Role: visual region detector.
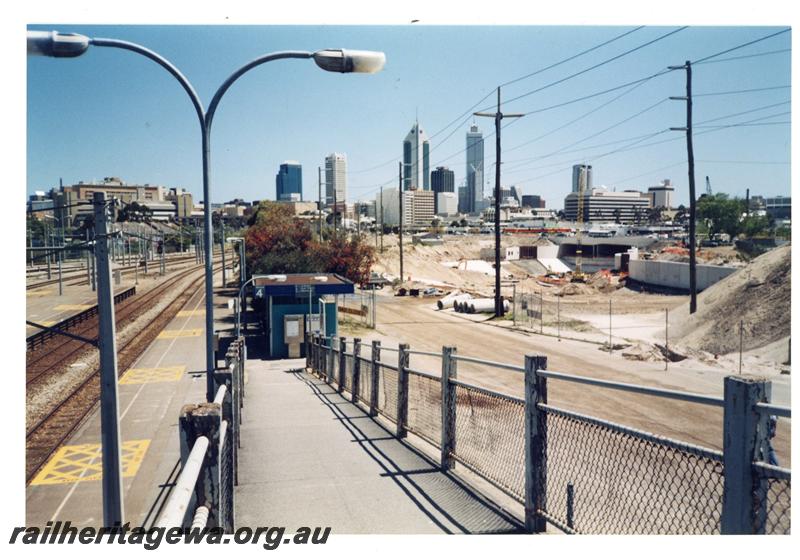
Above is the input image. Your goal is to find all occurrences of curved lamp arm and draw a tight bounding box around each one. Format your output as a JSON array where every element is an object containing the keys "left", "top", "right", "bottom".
[
  {"left": 206, "top": 51, "right": 313, "bottom": 130},
  {"left": 90, "top": 37, "right": 206, "bottom": 130}
]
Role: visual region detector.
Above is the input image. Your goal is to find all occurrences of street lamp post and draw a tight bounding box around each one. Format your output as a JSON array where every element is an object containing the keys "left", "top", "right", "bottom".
[
  {"left": 29, "top": 29, "right": 385, "bottom": 524},
  {"left": 30, "top": 30, "right": 385, "bottom": 403}
]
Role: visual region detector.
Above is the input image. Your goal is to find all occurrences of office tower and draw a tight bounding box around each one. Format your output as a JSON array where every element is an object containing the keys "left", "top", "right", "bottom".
[
  {"left": 466, "top": 123, "right": 484, "bottom": 213},
  {"left": 431, "top": 166, "right": 455, "bottom": 213},
  {"left": 572, "top": 164, "right": 593, "bottom": 193},
  {"left": 325, "top": 153, "right": 347, "bottom": 208},
  {"left": 402, "top": 121, "right": 430, "bottom": 190},
  {"left": 276, "top": 161, "right": 303, "bottom": 201}
]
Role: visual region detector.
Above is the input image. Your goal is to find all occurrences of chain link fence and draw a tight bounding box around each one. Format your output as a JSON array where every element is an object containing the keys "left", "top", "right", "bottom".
[
  {"left": 306, "top": 336, "right": 790, "bottom": 535},
  {"left": 539, "top": 405, "right": 724, "bottom": 534},
  {"left": 405, "top": 371, "right": 442, "bottom": 447},
  {"left": 451, "top": 383, "right": 526, "bottom": 501},
  {"left": 344, "top": 353, "right": 355, "bottom": 392},
  {"left": 378, "top": 363, "right": 399, "bottom": 422},
  {"left": 753, "top": 462, "right": 792, "bottom": 534},
  {"left": 358, "top": 356, "right": 372, "bottom": 405},
  {"left": 219, "top": 422, "right": 234, "bottom": 531}
]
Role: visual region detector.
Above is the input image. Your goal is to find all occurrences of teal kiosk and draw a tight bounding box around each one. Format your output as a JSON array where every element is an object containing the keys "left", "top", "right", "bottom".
[{"left": 253, "top": 273, "right": 354, "bottom": 359}]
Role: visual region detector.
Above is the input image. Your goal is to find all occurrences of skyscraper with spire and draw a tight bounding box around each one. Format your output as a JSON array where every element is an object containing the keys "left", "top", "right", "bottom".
[
  {"left": 402, "top": 120, "right": 430, "bottom": 191},
  {"left": 465, "top": 123, "right": 484, "bottom": 213}
]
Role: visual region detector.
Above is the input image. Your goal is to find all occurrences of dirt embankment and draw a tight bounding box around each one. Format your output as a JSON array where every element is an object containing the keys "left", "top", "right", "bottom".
[{"left": 668, "top": 244, "right": 790, "bottom": 356}]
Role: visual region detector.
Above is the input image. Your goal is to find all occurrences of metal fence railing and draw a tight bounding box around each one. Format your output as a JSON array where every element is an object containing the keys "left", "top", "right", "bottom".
[
  {"left": 156, "top": 336, "right": 245, "bottom": 531},
  {"left": 307, "top": 333, "right": 791, "bottom": 535}
]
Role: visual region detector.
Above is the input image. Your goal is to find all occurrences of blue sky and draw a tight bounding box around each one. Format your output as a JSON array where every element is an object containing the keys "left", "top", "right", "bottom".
[{"left": 27, "top": 24, "right": 791, "bottom": 208}]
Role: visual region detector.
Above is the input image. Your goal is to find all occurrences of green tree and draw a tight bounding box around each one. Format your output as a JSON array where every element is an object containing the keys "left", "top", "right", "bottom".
[
  {"left": 739, "top": 214, "right": 771, "bottom": 238},
  {"left": 117, "top": 201, "right": 153, "bottom": 223},
  {"left": 696, "top": 193, "right": 745, "bottom": 239},
  {"left": 245, "top": 201, "right": 375, "bottom": 284},
  {"left": 648, "top": 206, "right": 664, "bottom": 225}
]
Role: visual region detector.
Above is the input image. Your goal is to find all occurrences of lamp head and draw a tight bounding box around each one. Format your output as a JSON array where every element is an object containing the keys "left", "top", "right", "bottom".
[
  {"left": 27, "top": 31, "right": 90, "bottom": 58},
  {"left": 313, "top": 49, "right": 386, "bottom": 74}
]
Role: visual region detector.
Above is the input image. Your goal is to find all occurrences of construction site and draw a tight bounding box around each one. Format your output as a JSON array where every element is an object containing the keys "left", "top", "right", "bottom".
[{"left": 348, "top": 234, "right": 791, "bottom": 466}]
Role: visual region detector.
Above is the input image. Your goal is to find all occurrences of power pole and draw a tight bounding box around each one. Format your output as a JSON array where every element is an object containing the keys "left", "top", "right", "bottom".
[
  {"left": 475, "top": 86, "right": 523, "bottom": 317},
  {"left": 318, "top": 166, "right": 323, "bottom": 242},
  {"left": 333, "top": 185, "right": 338, "bottom": 238},
  {"left": 669, "top": 60, "right": 697, "bottom": 314},
  {"left": 380, "top": 186, "right": 384, "bottom": 253},
  {"left": 220, "top": 219, "right": 226, "bottom": 287},
  {"left": 398, "top": 161, "right": 404, "bottom": 283},
  {"left": 92, "top": 192, "right": 124, "bottom": 527}
]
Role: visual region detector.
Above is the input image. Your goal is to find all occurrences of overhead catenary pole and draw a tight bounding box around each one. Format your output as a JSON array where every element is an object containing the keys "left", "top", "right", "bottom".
[
  {"left": 474, "top": 87, "right": 523, "bottom": 317},
  {"left": 318, "top": 166, "right": 323, "bottom": 242},
  {"left": 380, "top": 186, "right": 384, "bottom": 253},
  {"left": 333, "top": 182, "right": 338, "bottom": 238},
  {"left": 92, "top": 192, "right": 124, "bottom": 527},
  {"left": 669, "top": 60, "right": 698, "bottom": 314},
  {"left": 220, "top": 219, "right": 226, "bottom": 287},
  {"left": 398, "top": 162, "right": 404, "bottom": 283}
]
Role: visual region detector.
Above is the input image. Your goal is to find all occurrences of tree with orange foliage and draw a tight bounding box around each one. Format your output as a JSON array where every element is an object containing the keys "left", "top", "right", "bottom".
[{"left": 245, "top": 201, "right": 375, "bottom": 284}]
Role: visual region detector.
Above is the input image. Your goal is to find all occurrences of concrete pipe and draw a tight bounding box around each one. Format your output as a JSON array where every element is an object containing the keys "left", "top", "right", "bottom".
[
  {"left": 468, "top": 298, "right": 509, "bottom": 314},
  {"left": 436, "top": 291, "right": 462, "bottom": 310},
  {"left": 453, "top": 294, "right": 473, "bottom": 313}
]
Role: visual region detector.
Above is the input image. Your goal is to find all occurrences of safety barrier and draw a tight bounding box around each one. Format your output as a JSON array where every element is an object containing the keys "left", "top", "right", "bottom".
[
  {"left": 307, "top": 334, "right": 791, "bottom": 535},
  {"left": 156, "top": 336, "right": 245, "bottom": 531},
  {"left": 26, "top": 286, "right": 136, "bottom": 351}
]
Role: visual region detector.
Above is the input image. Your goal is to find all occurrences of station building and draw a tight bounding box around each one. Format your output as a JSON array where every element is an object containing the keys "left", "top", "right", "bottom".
[{"left": 253, "top": 273, "right": 354, "bottom": 360}]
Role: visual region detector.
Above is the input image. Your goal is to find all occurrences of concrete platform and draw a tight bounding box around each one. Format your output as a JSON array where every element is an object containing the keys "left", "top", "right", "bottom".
[
  {"left": 236, "top": 359, "right": 523, "bottom": 534},
  {"left": 26, "top": 271, "right": 236, "bottom": 527},
  {"left": 25, "top": 252, "right": 205, "bottom": 337}
]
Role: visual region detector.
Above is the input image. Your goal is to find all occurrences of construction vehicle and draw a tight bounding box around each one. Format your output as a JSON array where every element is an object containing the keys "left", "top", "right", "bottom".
[{"left": 571, "top": 165, "right": 588, "bottom": 283}]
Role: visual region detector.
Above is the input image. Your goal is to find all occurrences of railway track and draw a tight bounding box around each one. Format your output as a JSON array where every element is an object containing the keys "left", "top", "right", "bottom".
[
  {"left": 26, "top": 260, "right": 214, "bottom": 386},
  {"left": 26, "top": 263, "right": 221, "bottom": 484},
  {"left": 26, "top": 253, "right": 212, "bottom": 290}
]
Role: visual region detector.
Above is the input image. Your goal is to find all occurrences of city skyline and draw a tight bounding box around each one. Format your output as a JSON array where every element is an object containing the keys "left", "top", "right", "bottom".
[{"left": 27, "top": 25, "right": 791, "bottom": 207}]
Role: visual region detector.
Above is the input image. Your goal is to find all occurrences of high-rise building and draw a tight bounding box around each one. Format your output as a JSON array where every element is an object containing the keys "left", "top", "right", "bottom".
[
  {"left": 403, "top": 121, "right": 430, "bottom": 190},
  {"left": 436, "top": 192, "right": 458, "bottom": 216},
  {"left": 521, "top": 194, "right": 545, "bottom": 208},
  {"left": 647, "top": 179, "right": 675, "bottom": 209},
  {"left": 276, "top": 161, "right": 303, "bottom": 201},
  {"left": 431, "top": 166, "right": 455, "bottom": 213},
  {"left": 325, "top": 153, "right": 347, "bottom": 208},
  {"left": 379, "top": 187, "right": 435, "bottom": 228},
  {"left": 466, "top": 124, "right": 485, "bottom": 213},
  {"left": 509, "top": 185, "right": 523, "bottom": 206},
  {"left": 572, "top": 164, "right": 593, "bottom": 193},
  {"left": 564, "top": 187, "right": 650, "bottom": 223}
]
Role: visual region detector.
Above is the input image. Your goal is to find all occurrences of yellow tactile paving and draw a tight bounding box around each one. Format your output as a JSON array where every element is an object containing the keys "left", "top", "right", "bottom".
[
  {"left": 30, "top": 440, "right": 150, "bottom": 486},
  {"left": 157, "top": 328, "right": 203, "bottom": 339},
  {"left": 53, "top": 304, "right": 93, "bottom": 312},
  {"left": 176, "top": 310, "right": 205, "bottom": 317},
  {"left": 26, "top": 289, "right": 53, "bottom": 297},
  {"left": 119, "top": 365, "right": 186, "bottom": 385}
]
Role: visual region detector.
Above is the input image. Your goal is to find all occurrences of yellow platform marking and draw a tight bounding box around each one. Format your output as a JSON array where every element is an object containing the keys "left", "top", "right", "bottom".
[
  {"left": 119, "top": 365, "right": 185, "bottom": 385},
  {"left": 27, "top": 289, "right": 53, "bottom": 297},
  {"left": 30, "top": 440, "right": 150, "bottom": 486},
  {"left": 157, "top": 328, "right": 203, "bottom": 339},
  {"left": 176, "top": 310, "right": 205, "bottom": 317},
  {"left": 54, "top": 304, "right": 93, "bottom": 312}
]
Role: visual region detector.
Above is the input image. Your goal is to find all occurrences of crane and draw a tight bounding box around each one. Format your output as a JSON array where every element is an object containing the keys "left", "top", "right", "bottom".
[
  {"left": 705, "top": 175, "right": 712, "bottom": 196},
  {"left": 572, "top": 166, "right": 587, "bottom": 282}
]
